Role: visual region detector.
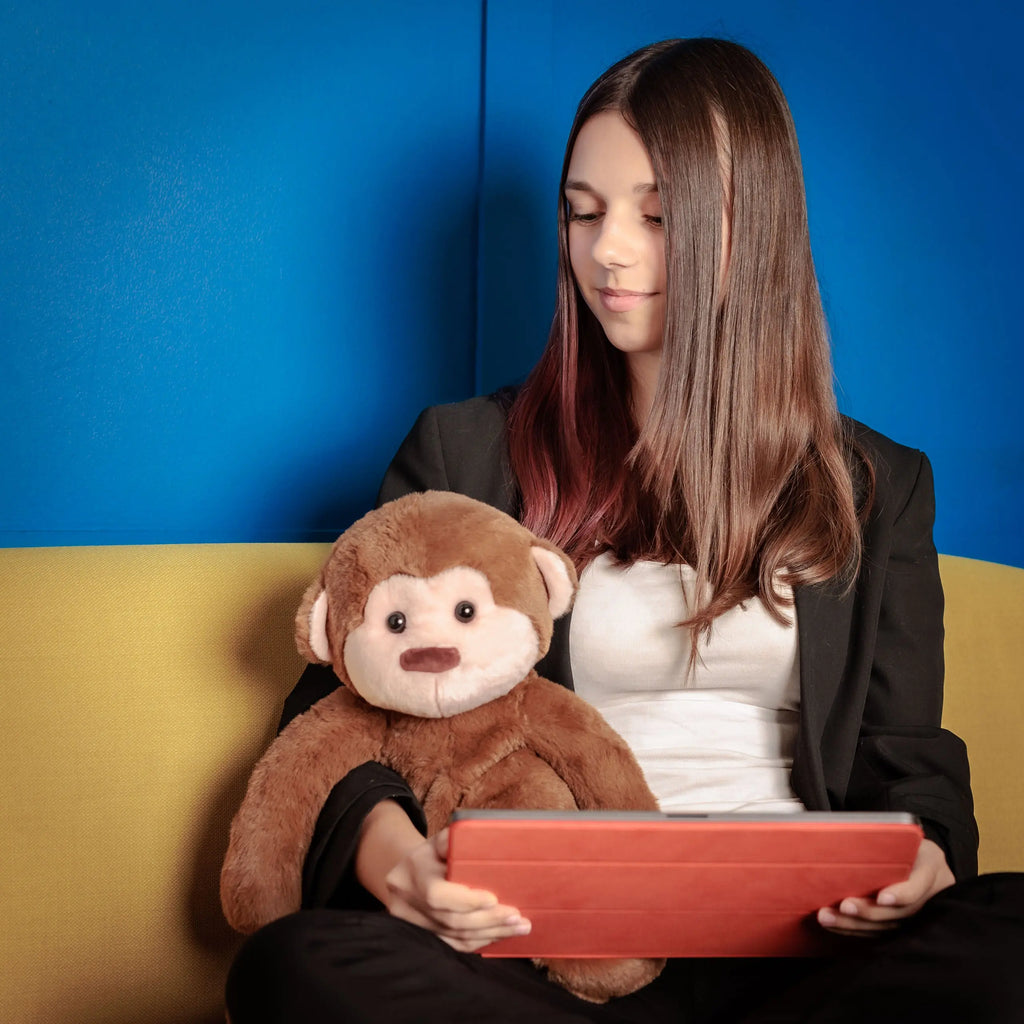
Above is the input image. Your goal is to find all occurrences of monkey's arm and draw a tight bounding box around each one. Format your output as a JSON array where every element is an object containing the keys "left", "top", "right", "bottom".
[
  {"left": 220, "top": 687, "right": 388, "bottom": 933},
  {"left": 517, "top": 676, "right": 659, "bottom": 812}
]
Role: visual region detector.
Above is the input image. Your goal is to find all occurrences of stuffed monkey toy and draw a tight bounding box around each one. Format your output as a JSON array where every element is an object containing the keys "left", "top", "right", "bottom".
[{"left": 221, "top": 490, "right": 663, "bottom": 1002}]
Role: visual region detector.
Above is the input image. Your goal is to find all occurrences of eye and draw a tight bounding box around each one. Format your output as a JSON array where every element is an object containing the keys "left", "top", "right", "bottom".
[
  {"left": 454, "top": 601, "right": 475, "bottom": 623},
  {"left": 645, "top": 214, "right": 663, "bottom": 227},
  {"left": 568, "top": 209, "right": 601, "bottom": 224},
  {"left": 386, "top": 612, "right": 406, "bottom": 634}
]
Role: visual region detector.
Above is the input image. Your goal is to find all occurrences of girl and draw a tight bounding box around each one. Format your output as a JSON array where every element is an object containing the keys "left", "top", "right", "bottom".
[{"left": 227, "top": 39, "right": 1020, "bottom": 1023}]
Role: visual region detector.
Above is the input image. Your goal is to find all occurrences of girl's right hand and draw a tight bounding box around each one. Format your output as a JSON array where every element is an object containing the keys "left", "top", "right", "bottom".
[
  {"left": 384, "top": 828, "right": 532, "bottom": 952},
  {"left": 355, "top": 800, "right": 531, "bottom": 953}
]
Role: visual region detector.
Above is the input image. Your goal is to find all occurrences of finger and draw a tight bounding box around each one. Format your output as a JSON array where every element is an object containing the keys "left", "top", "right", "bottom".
[
  {"left": 386, "top": 869, "right": 499, "bottom": 915},
  {"left": 876, "top": 871, "right": 932, "bottom": 909},
  {"left": 394, "top": 901, "right": 531, "bottom": 946},
  {"left": 876, "top": 838, "right": 953, "bottom": 909},
  {"left": 817, "top": 907, "right": 898, "bottom": 934},
  {"left": 435, "top": 917, "right": 533, "bottom": 954},
  {"left": 834, "top": 894, "right": 924, "bottom": 923},
  {"left": 397, "top": 902, "right": 531, "bottom": 943},
  {"left": 421, "top": 877, "right": 504, "bottom": 915},
  {"left": 432, "top": 828, "right": 450, "bottom": 860},
  {"left": 437, "top": 911, "right": 533, "bottom": 942},
  {"left": 821, "top": 920, "right": 898, "bottom": 936},
  {"left": 432, "top": 904, "right": 530, "bottom": 933}
]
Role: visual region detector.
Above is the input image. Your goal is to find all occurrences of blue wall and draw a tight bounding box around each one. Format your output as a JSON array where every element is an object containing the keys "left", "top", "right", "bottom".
[
  {"left": 2, "top": 1, "right": 1021, "bottom": 566},
  {"left": 1, "top": 0, "right": 482, "bottom": 543}
]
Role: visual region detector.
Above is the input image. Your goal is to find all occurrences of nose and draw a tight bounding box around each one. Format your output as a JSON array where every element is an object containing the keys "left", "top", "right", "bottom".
[
  {"left": 400, "top": 646, "right": 461, "bottom": 673},
  {"left": 593, "top": 213, "right": 638, "bottom": 269}
]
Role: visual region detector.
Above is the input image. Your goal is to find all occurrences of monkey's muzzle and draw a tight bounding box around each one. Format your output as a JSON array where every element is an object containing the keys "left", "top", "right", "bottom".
[{"left": 399, "top": 646, "right": 461, "bottom": 673}]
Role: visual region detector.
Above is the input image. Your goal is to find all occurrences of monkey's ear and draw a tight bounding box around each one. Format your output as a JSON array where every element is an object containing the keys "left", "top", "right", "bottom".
[
  {"left": 295, "top": 582, "right": 332, "bottom": 664},
  {"left": 530, "top": 545, "right": 577, "bottom": 619}
]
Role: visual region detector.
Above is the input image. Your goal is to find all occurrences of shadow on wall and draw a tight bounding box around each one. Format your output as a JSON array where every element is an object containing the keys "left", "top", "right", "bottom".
[
  {"left": 258, "top": 132, "right": 487, "bottom": 541},
  {"left": 186, "top": 589, "right": 306, "bottom": 954},
  {"left": 187, "top": 579, "right": 320, "bottom": 966},
  {"left": 477, "top": 168, "right": 558, "bottom": 396}
]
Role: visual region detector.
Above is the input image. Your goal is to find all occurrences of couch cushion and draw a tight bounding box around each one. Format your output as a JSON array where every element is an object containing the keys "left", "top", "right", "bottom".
[
  {"left": 939, "top": 554, "right": 1024, "bottom": 874},
  {"left": 1, "top": 543, "right": 328, "bottom": 1024}
]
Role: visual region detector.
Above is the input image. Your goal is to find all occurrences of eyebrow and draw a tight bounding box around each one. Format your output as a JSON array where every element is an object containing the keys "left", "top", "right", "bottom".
[{"left": 564, "top": 179, "right": 659, "bottom": 196}]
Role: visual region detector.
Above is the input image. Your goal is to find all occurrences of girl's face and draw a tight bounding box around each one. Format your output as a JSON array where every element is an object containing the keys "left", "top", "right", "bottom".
[{"left": 565, "top": 111, "right": 667, "bottom": 360}]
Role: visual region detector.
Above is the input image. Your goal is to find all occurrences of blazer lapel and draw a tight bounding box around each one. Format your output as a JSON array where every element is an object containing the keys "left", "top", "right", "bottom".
[
  {"left": 537, "top": 612, "right": 575, "bottom": 691},
  {"left": 792, "top": 581, "right": 854, "bottom": 809}
]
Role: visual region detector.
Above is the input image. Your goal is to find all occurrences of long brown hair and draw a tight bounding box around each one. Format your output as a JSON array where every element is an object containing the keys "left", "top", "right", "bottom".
[{"left": 507, "top": 38, "right": 872, "bottom": 645}]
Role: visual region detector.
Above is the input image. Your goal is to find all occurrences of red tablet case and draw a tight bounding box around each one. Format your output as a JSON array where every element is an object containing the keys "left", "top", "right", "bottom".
[{"left": 446, "top": 810, "right": 922, "bottom": 958}]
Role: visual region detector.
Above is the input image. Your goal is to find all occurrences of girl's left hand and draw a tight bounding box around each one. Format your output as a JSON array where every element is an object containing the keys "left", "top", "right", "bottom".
[{"left": 816, "top": 837, "right": 955, "bottom": 935}]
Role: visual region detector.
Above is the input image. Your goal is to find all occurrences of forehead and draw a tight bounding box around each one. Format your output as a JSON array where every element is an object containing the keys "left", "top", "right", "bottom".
[
  {"left": 566, "top": 110, "right": 656, "bottom": 190},
  {"left": 364, "top": 567, "right": 495, "bottom": 610}
]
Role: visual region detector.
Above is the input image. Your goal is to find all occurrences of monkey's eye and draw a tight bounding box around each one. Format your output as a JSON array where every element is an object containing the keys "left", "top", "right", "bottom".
[
  {"left": 454, "top": 601, "right": 475, "bottom": 623},
  {"left": 386, "top": 612, "right": 406, "bottom": 634}
]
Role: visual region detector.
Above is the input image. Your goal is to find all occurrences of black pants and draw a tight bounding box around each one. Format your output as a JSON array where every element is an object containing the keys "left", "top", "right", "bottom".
[{"left": 226, "top": 873, "right": 1024, "bottom": 1024}]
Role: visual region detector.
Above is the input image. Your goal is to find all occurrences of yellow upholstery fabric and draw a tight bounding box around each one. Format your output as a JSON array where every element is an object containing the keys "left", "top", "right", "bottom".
[
  {"left": 938, "top": 555, "right": 1024, "bottom": 873},
  {"left": 0, "top": 545, "right": 1021, "bottom": 1023},
  {"left": 1, "top": 543, "right": 329, "bottom": 1024}
]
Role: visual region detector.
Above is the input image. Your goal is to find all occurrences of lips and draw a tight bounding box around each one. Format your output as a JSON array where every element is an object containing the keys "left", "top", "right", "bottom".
[{"left": 598, "top": 288, "right": 655, "bottom": 313}]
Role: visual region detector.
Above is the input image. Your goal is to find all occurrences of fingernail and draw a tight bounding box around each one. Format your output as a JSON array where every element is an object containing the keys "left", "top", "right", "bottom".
[
  {"left": 818, "top": 908, "right": 837, "bottom": 926},
  {"left": 514, "top": 920, "right": 532, "bottom": 935},
  {"left": 840, "top": 899, "right": 859, "bottom": 916},
  {"left": 877, "top": 891, "right": 897, "bottom": 906}
]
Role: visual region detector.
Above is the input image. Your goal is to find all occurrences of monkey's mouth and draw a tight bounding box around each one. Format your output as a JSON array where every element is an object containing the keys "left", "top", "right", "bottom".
[{"left": 399, "top": 646, "right": 461, "bottom": 673}]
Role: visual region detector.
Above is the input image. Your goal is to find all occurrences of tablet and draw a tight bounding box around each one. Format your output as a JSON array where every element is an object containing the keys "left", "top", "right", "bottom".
[{"left": 446, "top": 810, "right": 922, "bottom": 957}]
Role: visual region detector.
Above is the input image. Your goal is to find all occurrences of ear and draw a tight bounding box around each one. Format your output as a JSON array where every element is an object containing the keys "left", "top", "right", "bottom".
[
  {"left": 530, "top": 545, "right": 577, "bottom": 619},
  {"left": 295, "top": 583, "right": 332, "bottom": 664}
]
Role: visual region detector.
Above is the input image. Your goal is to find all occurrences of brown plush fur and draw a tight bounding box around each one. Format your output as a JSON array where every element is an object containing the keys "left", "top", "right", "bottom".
[{"left": 221, "top": 492, "right": 663, "bottom": 1002}]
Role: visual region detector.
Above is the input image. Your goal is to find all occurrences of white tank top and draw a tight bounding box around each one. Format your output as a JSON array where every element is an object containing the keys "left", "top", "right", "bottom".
[{"left": 569, "top": 552, "right": 805, "bottom": 814}]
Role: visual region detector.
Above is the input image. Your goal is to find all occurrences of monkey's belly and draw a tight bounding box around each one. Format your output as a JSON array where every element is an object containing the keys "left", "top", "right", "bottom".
[{"left": 459, "top": 747, "right": 578, "bottom": 812}]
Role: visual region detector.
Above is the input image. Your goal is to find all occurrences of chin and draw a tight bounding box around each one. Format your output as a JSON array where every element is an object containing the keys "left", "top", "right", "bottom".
[
  {"left": 586, "top": 310, "right": 663, "bottom": 357},
  {"left": 601, "top": 329, "right": 663, "bottom": 356}
]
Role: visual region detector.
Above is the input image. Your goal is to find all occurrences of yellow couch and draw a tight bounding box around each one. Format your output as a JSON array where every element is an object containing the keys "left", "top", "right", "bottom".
[{"left": 2, "top": 545, "right": 1021, "bottom": 1024}]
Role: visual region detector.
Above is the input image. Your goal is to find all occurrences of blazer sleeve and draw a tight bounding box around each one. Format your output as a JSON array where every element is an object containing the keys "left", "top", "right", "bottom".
[{"left": 845, "top": 451, "right": 979, "bottom": 879}]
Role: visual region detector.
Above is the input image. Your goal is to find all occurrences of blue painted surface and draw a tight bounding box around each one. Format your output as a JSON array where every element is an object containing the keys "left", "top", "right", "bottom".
[
  {"left": 2, "top": 0, "right": 1021, "bottom": 566},
  {"left": 1, "top": 0, "right": 482, "bottom": 544}
]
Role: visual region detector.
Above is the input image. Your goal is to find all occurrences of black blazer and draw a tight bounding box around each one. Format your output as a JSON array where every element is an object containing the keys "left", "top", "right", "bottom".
[{"left": 286, "top": 394, "right": 978, "bottom": 896}]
